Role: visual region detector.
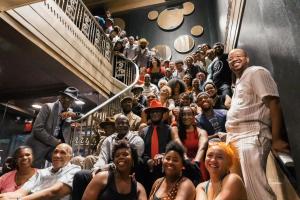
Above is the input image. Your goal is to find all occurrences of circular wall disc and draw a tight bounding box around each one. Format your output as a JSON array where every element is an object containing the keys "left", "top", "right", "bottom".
[
  {"left": 182, "top": 2, "right": 195, "bottom": 15},
  {"left": 148, "top": 10, "right": 159, "bottom": 20},
  {"left": 157, "top": 8, "right": 184, "bottom": 30},
  {"left": 114, "top": 18, "right": 125, "bottom": 30},
  {"left": 174, "top": 35, "right": 195, "bottom": 53},
  {"left": 191, "top": 25, "right": 204, "bottom": 36},
  {"left": 153, "top": 45, "right": 172, "bottom": 60}
]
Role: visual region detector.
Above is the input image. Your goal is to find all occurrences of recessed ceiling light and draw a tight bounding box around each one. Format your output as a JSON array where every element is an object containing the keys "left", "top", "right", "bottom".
[{"left": 32, "top": 104, "right": 42, "bottom": 109}]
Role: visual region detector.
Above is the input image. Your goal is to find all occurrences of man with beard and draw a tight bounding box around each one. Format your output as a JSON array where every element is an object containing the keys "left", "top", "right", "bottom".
[
  {"left": 207, "top": 42, "right": 232, "bottom": 96},
  {"left": 139, "top": 100, "right": 173, "bottom": 194},
  {"left": 226, "top": 48, "right": 289, "bottom": 200},
  {"left": 195, "top": 92, "right": 227, "bottom": 136},
  {"left": 133, "top": 38, "right": 151, "bottom": 69},
  {"left": 114, "top": 96, "right": 141, "bottom": 131},
  {"left": 185, "top": 55, "right": 205, "bottom": 80}
]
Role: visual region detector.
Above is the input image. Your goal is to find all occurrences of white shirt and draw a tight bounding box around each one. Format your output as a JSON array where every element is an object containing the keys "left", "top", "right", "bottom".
[{"left": 22, "top": 163, "right": 81, "bottom": 200}]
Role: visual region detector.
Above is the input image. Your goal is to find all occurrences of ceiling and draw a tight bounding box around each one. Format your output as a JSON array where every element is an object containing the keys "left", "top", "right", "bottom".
[
  {"left": 0, "top": 18, "right": 103, "bottom": 117},
  {"left": 84, "top": 0, "right": 183, "bottom": 14}
]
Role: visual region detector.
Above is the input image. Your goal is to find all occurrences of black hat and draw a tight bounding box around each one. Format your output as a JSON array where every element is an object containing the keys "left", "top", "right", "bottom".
[{"left": 60, "top": 87, "right": 79, "bottom": 101}]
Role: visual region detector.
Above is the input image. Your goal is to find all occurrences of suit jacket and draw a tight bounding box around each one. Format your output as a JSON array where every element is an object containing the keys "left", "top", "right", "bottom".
[
  {"left": 141, "top": 122, "right": 172, "bottom": 162},
  {"left": 26, "top": 100, "right": 72, "bottom": 164}
]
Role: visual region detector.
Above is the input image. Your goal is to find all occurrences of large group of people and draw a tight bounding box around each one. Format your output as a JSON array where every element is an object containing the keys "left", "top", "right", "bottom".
[{"left": 0, "top": 12, "right": 290, "bottom": 200}]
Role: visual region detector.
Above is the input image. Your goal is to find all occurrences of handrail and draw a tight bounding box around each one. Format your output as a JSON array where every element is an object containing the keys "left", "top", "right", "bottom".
[
  {"left": 76, "top": 56, "right": 139, "bottom": 121},
  {"left": 71, "top": 54, "right": 140, "bottom": 156},
  {"left": 50, "top": 0, "right": 113, "bottom": 62}
]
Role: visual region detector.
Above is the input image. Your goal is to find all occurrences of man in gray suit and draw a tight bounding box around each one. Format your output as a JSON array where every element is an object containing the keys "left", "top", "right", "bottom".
[{"left": 26, "top": 87, "right": 80, "bottom": 168}]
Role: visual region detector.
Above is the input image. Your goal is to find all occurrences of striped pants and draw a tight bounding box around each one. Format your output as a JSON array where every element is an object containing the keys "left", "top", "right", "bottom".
[{"left": 230, "top": 135, "right": 276, "bottom": 200}]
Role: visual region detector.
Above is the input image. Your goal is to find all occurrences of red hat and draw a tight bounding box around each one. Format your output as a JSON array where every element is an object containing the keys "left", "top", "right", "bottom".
[{"left": 144, "top": 100, "right": 169, "bottom": 114}]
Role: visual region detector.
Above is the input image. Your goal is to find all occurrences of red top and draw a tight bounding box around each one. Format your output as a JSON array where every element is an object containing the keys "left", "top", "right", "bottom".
[{"left": 183, "top": 130, "right": 199, "bottom": 159}]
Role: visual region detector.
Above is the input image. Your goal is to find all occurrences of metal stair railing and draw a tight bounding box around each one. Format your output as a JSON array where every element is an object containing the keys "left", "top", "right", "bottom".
[
  {"left": 48, "top": 0, "right": 113, "bottom": 62},
  {"left": 70, "top": 55, "right": 139, "bottom": 156}
]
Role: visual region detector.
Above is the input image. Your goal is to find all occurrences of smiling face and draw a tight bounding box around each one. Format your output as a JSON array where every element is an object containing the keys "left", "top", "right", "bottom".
[
  {"left": 113, "top": 147, "right": 133, "bottom": 172},
  {"left": 228, "top": 49, "right": 249, "bottom": 77},
  {"left": 181, "top": 107, "right": 194, "bottom": 126},
  {"left": 205, "top": 145, "right": 230, "bottom": 176},
  {"left": 17, "top": 148, "right": 33, "bottom": 169},
  {"left": 197, "top": 93, "right": 214, "bottom": 111},
  {"left": 163, "top": 150, "right": 184, "bottom": 177},
  {"left": 52, "top": 144, "right": 72, "bottom": 171},
  {"left": 204, "top": 83, "right": 217, "bottom": 98}
]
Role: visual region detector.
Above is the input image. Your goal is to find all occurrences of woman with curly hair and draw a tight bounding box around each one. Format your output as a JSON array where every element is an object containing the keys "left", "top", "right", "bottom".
[
  {"left": 149, "top": 141, "right": 196, "bottom": 200},
  {"left": 167, "top": 78, "right": 186, "bottom": 107},
  {"left": 82, "top": 139, "right": 147, "bottom": 200},
  {"left": 147, "top": 56, "right": 165, "bottom": 86}
]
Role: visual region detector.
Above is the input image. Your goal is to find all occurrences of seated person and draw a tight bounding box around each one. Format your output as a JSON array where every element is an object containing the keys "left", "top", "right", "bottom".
[
  {"left": 82, "top": 139, "right": 147, "bottom": 200},
  {"left": 172, "top": 106, "right": 209, "bottom": 183},
  {"left": 0, "top": 146, "right": 36, "bottom": 193},
  {"left": 204, "top": 82, "right": 231, "bottom": 110},
  {"left": 0, "top": 143, "right": 81, "bottom": 200},
  {"left": 195, "top": 141, "right": 247, "bottom": 200},
  {"left": 149, "top": 141, "right": 195, "bottom": 200},
  {"left": 195, "top": 92, "right": 227, "bottom": 136},
  {"left": 139, "top": 100, "right": 174, "bottom": 194},
  {"left": 70, "top": 117, "right": 116, "bottom": 170},
  {"left": 72, "top": 115, "right": 144, "bottom": 200}
]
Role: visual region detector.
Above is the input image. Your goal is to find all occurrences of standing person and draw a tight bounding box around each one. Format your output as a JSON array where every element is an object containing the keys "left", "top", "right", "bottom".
[
  {"left": 226, "top": 48, "right": 289, "bottom": 200},
  {"left": 26, "top": 87, "right": 80, "bottom": 168},
  {"left": 114, "top": 96, "right": 141, "bottom": 132},
  {"left": 207, "top": 42, "right": 232, "bottom": 96},
  {"left": 146, "top": 56, "right": 165, "bottom": 86},
  {"left": 124, "top": 36, "right": 138, "bottom": 60},
  {"left": 142, "top": 74, "right": 159, "bottom": 97},
  {"left": 134, "top": 38, "right": 151, "bottom": 69},
  {"left": 82, "top": 139, "right": 147, "bottom": 200}
]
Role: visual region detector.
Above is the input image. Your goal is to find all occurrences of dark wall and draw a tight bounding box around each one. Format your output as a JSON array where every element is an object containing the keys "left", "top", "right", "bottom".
[
  {"left": 114, "top": 0, "right": 219, "bottom": 61},
  {"left": 235, "top": 0, "right": 300, "bottom": 191}
]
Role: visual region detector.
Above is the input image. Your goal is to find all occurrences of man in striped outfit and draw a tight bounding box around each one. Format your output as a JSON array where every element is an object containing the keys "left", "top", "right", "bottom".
[{"left": 226, "top": 48, "right": 289, "bottom": 200}]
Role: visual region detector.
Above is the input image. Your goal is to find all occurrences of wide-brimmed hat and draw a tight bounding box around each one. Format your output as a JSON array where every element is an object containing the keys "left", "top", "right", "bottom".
[
  {"left": 99, "top": 117, "right": 115, "bottom": 128},
  {"left": 144, "top": 99, "right": 169, "bottom": 114},
  {"left": 131, "top": 85, "right": 144, "bottom": 92},
  {"left": 120, "top": 96, "right": 133, "bottom": 104},
  {"left": 59, "top": 87, "right": 79, "bottom": 101}
]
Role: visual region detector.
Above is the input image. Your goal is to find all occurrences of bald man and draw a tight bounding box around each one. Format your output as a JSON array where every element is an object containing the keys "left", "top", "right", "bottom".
[
  {"left": 0, "top": 144, "right": 81, "bottom": 200},
  {"left": 226, "top": 48, "right": 289, "bottom": 200}
]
